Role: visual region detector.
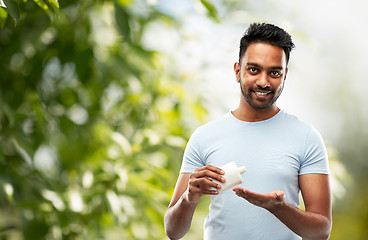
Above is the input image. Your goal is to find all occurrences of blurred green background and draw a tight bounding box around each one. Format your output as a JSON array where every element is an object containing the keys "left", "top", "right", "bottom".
[{"left": 0, "top": 0, "right": 367, "bottom": 239}]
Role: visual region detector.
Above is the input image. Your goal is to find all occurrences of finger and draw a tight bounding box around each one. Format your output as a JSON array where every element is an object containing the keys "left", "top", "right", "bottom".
[
  {"left": 233, "top": 188, "right": 254, "bottom": 197},
  {"left": 206, "top": 165, "right": 225, "bottom": 175},
  {"left": 234, "top": 189, "right": 267, "bottom": 203},
  {"left": 192, "top": 169, "right": 226, "bottom": 183},
  {"left": 232, "top": 186, "right": 244, "bottom": 192},
  {"left": 191, "top": 177, "right": 222, "bottom": 190},
  {"left": 205, "top": 177, "right": 224, "bottom": 187},
  {"left": 195, "top": 165, "right": 225, "bottom": 175},
  {"left": 202, "top": 189, "right": 220, "bottom": 195},
  {"left": 235, "top": 190, "right": 249, "bottom": 199},
  {"left": 275, "top": 191, "right": 286, "bottom": 202},
  {"left": 233, "top": 188, "right": 251, "bottom": 199},
  {"left": 202, "top": 177, "right": 223, "bottom": 190}
]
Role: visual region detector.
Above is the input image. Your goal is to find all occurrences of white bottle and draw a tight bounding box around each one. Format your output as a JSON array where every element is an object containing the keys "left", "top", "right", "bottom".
[{"left": 213, "top": 161, "right": 246, "bottom": 193}]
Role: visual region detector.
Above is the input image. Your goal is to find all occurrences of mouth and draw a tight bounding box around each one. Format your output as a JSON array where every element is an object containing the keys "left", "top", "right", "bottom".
[{"left": 253, "top": 91, "right": 272, "bottom": 97}]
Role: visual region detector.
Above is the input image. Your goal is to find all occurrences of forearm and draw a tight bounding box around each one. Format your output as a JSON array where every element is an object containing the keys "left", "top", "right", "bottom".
[
  {"left": 269, "top": 202, "right": 331, "bottom": 240},
  {"left": 164, "top": 191, "right": 198, "bottom": 240}
]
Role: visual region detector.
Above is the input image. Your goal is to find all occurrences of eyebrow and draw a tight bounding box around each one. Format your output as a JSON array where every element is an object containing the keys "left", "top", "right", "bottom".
[
  {"left": 245, "top": 62, "right": 284, "bottom": 70},
  {"left": 246, "top": 62, "right": 260, "bottom": 68}
]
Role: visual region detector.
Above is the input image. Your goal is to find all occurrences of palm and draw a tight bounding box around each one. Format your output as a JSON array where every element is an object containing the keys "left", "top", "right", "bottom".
[{"left": 233, "top": 187, "right": 285, "bottom": 211}]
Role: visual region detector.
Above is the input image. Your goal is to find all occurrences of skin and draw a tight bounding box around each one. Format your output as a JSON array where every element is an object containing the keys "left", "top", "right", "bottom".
[
  {"left": 233, "top": 42, "right": 287, "bottom": 122},
  {"left": 164, "top": 42, "right": 332, "bottom": 240},
  {"left": 164, "top": 166, "right": 225, "bottom": 240}
]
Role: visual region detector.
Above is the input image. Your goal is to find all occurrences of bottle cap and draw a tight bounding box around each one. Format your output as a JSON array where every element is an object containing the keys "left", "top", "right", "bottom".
[{"left": 238, "top": 166, "right": 246, "bottom": 174}]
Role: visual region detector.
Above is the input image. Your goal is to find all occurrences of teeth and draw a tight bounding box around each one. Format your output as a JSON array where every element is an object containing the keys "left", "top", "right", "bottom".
[{"left": 255, "top": 91, "right": 270, "bottom": 96}]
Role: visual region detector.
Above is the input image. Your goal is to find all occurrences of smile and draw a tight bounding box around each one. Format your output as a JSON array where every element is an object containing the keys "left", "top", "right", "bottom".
[{"left": 254, "top": 91, "right": 271, "bottom": 96}]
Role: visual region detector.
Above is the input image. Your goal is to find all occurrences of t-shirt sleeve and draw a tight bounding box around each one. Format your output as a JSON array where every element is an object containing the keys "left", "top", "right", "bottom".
[
  {"left": 180, "top": 129, "right": 206, "bottom": 173},
  {"left": 299, "top": 126, "right": 330, "bottom": 175}
]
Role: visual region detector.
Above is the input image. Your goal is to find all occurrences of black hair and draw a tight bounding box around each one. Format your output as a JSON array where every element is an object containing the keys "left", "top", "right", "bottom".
[{"left": 239, "top": 23, "right": 295, "bottom": 65}]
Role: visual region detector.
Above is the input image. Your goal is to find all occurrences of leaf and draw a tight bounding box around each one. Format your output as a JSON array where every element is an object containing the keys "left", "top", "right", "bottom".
[
  {"left": 42, "top": 0, "right": 59, "bottom": 12},
  {"left": 200, "top": 0, "right": 219, "bottom": 22},
  {"left": 114, "top": 0, "right": 131, "bottom": 43},
  {"left": 33, "top": 0, "right": 48, "bottom": 10},
  {"left": 48, "top": 0, "right": 59, "bottom": 8},
  {"left": 0, "top": 7, "right": 7, "bottom": 28},
  {"left": 2, "top": 0, "right": 20, "bottom": 26},
  {"left": 33, "top": 0, "right": 59, "bottom": 22}
]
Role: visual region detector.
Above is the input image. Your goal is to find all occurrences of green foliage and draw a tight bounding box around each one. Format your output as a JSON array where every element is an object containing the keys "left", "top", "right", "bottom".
[
  {"left": 4, "top": 0, "right": 366, "bottom": 239},
  {"left": 0, "top": 0, "right": 216, "bottom": 239},
  {"left": 1, "top": 0, "right": 21, "bottom": 26},
  {"left": 199, "top": 0, "right": 219, "bottom": 22},
  {"left": 328, "top": 100, "right": 368, "bottom": 239}
]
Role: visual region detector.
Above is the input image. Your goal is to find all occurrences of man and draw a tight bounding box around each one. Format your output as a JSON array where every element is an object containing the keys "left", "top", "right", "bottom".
[{"left": 164, "top": 23, "right": 332, "bottom": 240}]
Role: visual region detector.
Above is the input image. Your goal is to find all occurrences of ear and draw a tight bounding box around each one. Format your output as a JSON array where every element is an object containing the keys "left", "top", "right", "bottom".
[{"left": 234, "top": 62, "right": 240, "bottom": 83}]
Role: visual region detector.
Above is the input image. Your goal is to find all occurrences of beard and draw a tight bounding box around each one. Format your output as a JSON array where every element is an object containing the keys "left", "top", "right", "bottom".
[{"left": 239, "top": 79, "right": 284, "bottom": 110}]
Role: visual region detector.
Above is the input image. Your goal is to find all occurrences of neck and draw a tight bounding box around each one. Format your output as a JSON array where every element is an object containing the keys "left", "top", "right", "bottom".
[{"left": 232, "top": 103, "right": 280, "bottom": 122}]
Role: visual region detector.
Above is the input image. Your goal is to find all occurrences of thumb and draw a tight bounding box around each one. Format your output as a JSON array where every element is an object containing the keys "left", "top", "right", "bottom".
[{"left": 276, "top": 191, "right": 286, "bottom": 202}]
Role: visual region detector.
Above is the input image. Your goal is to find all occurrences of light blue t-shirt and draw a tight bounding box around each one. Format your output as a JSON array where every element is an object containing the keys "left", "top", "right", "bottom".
[{"left": 180, "top": 110, "right": 329, "bottom": 240}]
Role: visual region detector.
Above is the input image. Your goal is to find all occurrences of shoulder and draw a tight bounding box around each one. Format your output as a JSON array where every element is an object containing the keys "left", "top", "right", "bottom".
[
  {"left": 277, "top": 110, "right": 317, "bottom": 134},
  {"left": 280, "top": 112, "right": 327, "bottom": 153},
  {"left": 274, "top": 110, "right": 325, "bottom": 148}
]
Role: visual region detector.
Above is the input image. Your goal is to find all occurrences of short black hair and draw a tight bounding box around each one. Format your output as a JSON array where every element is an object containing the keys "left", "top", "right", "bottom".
[{"left": 239, "top": 23, "right": 295, "bottom": 65}]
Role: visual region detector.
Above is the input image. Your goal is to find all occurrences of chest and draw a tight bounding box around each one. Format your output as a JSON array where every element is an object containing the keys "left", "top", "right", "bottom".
[{"left": 202, "top": 130, "right": 303, "bottom": 192}]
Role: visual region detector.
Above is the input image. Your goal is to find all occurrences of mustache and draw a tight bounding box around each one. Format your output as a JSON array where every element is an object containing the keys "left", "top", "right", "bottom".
[{"left": 252, "top": 87, "right": 272, "bottom": 92}]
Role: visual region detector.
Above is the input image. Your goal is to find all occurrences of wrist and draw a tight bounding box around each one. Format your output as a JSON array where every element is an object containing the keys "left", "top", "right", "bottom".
[
  {"left": 267, "top": 201, "right": 286, "bottom": 215},
  {"left": 183, "top": 189, "right": 200, "bottom": 205}
]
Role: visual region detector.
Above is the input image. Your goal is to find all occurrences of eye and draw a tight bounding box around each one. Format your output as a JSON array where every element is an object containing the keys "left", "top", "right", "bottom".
[
  {"left": 247, "top": 67, "right": 258, "bottom": 74},
  {"left": 270, "top": 71, "right": 282, "bottom": 78}
]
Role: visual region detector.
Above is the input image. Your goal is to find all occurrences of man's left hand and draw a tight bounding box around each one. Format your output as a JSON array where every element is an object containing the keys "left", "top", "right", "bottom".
[{"left": 233, "top": 187, "right": 286, "bottom": 212}]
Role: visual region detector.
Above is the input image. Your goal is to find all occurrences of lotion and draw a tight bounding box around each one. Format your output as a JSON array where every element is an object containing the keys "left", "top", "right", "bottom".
[{"left": 214, "top": 161, "right": 246, "bottom": 193}]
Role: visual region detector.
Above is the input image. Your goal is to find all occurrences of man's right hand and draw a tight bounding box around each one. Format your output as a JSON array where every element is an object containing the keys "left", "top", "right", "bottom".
[
  {"left": 185, "top": 165, "right": 226, "bottom": 203},
  {"left": 165, "top": 165, "right": 225, "bottom": 239}
]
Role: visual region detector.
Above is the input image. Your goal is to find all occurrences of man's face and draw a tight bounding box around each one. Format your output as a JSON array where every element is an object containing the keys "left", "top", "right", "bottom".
[{"left": 234, "top": 42, "right": 288, "bottom": 110}]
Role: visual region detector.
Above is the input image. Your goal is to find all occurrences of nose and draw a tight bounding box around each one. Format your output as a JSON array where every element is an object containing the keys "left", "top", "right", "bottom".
[{"left": 256, "top": 72, "right": 270, "bottom": 88}]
